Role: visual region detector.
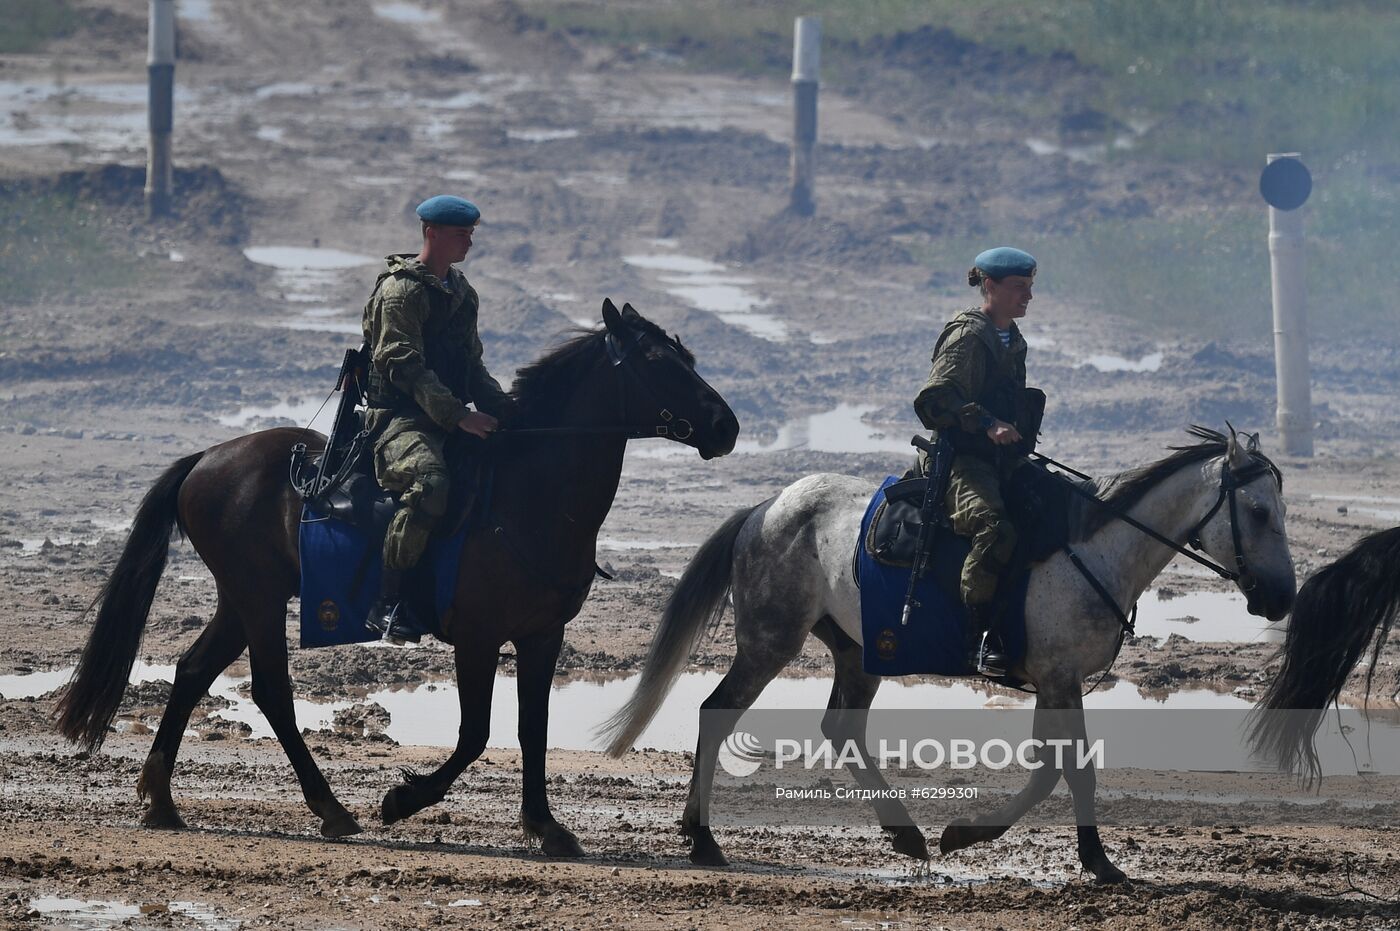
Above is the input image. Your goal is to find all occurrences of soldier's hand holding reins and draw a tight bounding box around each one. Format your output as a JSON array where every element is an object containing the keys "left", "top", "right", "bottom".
[
  {"left": 457, "top": 411, "right": 498, "bottom": 439},
  {"left": 987, "top": 421, "right": 1022, "bottom": 445}
]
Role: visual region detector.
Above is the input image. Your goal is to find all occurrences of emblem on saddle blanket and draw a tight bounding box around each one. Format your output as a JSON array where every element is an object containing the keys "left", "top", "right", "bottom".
[{"left": 855, "top": 476, "right": 1030, "bottom": 679}]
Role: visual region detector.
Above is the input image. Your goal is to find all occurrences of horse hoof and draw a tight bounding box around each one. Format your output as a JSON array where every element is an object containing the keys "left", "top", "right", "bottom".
[
  {"left": 938, "top": 819, "right": 975, "bottom": 855},
  {"left": 321, "top": 811, "right": 363, "bottom": 838},
  {"left": 1088, "top": 860, "right": 1127, "bottom": 884},
  {"left": 381, "top": 787, "right": 410, "bottom": 825},
  {"left": 887, "top": 825, "right": 930, "bottom": 861},
  {"left": 141, "top": 807, "right": 187, "bottom": 831},
  {"left": 540, "top": 829, "right": 585, "bottom": 859}
]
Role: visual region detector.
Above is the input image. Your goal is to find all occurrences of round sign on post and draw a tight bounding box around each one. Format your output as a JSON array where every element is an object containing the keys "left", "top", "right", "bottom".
[{"left": 1259, "top": 156, "right": 1311, "bottom": 211}]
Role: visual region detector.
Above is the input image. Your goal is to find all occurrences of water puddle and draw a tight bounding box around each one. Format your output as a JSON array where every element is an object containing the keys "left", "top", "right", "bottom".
[
  {"left": 178, "top": 0, "right": 216, "bottom": 22},
  {"left": 8, "top": 663, "right": 1396, "bottom": 775},
  {"left": 217, "top": 395, "right": 334, "bottom": 432},
  {"left": 1311, "top": 493, "right": 1400, "bottom": 523},
  {"left": 429, "top": 91, "right": 489, "bottom": 110},
  {"left": 1078, "top": 351, "right": 1163, "bottom": 373},
  {"left": 508, "top": 128, "right": 580, "bottom": 142},
  {"left": 0, "top": 81, "right": 199, "bottom": 152},
  {"left": 27, "top": 896, "right": 237, "bottom": 929},
  {"left": 243, "top": 245, "right": 378, "bottom": 304},
  {"left": 623, "top": 253, "right": 786, "bottom": 341},
  {"left": 444, "top": 168, "right": 485, "bottom": 183},
  {"left": 734, "top": 403, "right": 911, "bottom": 456},
  {"left": 372, "top": 2, "right": 442, "bottom": 24},
  {"left": 596, "top": 537, "right": 698, "bottom": 551},
  {"left": 1135, "top": 588, "right": 1284, "bottom": 643},
  {"left": 1024, "top": 134, "right": 1134, "bottom": 163},
  {"left": 276, "top": 318, "right": 362, "bottom": 335}
]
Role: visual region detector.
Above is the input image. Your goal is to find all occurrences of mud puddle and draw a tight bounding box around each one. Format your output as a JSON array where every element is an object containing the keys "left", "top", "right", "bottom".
[
  {"left": 1078, "top": 351, "right": 1164, "bottom": 373},
  {"left": 623, "top": 252, "right": 786, "bottom": 341},
  {"left": 1134, "top": 588, "right": 1284, "bottom": 643},
  {"left": 242, "top": 245, "right": 377, "bottom": 305},
  {"left": 731, "top": 403, "right": 911, "bottom": 455},
  {"left": 26, "top": 896, "right": 238, "bottom": 930}
]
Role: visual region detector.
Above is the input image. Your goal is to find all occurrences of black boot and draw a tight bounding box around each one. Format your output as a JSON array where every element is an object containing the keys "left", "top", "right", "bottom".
[
  {"left": 966, "top": 605, "right": 1007, "bottom": 678},
  {"left": 365, "top": 568, "right": 420, "bottom": 645}
]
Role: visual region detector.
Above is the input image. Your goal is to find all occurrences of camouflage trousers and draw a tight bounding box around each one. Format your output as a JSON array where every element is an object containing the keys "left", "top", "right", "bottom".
[
  {"left": 945, "top": 456, "right": 1019, "bottom": 608},
  {"left": 373, "top": 424, "right": 451, "bottom": 572}
]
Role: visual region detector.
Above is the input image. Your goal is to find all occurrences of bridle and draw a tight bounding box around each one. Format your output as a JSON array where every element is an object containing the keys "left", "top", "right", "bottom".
[
  {"left": 1024, "top": 447, "right": 1281, "bottom": 695},
  {"left": 1034, "top": 449, "right": 1279, "bottom": 590},
  {"left": 1183, "top": 456, "right": 1278, "bottom": 593},
  {"left": 496, "top": 325, "right": 700, "bottom": 442}
]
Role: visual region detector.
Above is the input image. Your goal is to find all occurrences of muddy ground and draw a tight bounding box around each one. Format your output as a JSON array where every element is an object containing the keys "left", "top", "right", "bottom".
[{"left": 1, "top": 0, "right": 1398, "bottom": 928}]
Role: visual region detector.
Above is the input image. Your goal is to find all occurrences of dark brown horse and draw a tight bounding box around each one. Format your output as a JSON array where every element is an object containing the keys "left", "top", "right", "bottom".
[{"left": 56, "top": 299, "right": 739, "bottom": 855}]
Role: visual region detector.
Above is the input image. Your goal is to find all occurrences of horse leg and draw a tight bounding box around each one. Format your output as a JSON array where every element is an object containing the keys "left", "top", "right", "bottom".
[
  {"left": 138, "top": 603, "right": 247, "bottom": 829},
  {"left": 515, "top": 628, "right": 584, "bottom": 858},
  {"left": 811, "top": 618, "right": 928, "bottom": 861},
  {"left": 243, "top": 610, "right": 361, "bottom": 838},
  {"left": 381, "top": 641, "right": 498, "bottom": 825},
  {"left": 1056, "top": 695, "right": 1126, "bottom": 883},
  {"left": 938, "top": 692, "right": 1065, "bottom": 855},
  {"left": 682, "top": 616, "right": 808, "bottom": 867}
]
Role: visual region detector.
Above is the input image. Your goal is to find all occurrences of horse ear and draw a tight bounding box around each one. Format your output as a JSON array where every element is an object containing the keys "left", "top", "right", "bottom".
[
  {"left": 621, "top": 302, "right": 640, "bottom": 321},
  {"left": 1245, "top": 431, "right": 1262, "bottom": 454},
  {"left": 1225, "top": 423, "right": 1251, "bottom": 470},
  {"left": 602, "top": 298, "right": 622, "bottom": 332}
]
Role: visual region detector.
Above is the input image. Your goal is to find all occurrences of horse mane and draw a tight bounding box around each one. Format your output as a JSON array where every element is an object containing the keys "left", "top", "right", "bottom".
[
  {"left": 1070, "top": 425, "right": 1283, "bottom": 541},
  {"left": 508, "top": 316, "right": 694, "bottom": 426}
]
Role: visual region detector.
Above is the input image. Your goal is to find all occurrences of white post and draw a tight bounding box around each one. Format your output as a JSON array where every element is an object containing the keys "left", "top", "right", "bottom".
[
  {"left": 789, "top": 16, "right": 820, "bottom": 216},
  {"left": 1266, "top": 153, "right": 1313, "bottom": 457},
  {"left": 146, "top": 0, "right": 176, "bottom": 218}
]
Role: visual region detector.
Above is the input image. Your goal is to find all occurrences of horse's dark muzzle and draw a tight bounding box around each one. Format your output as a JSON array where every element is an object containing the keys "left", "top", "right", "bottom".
[
  {"left": 1245, "top": 573, "right": 1295, "bottom": 622},
  {"left": 699, "top": 410, "right": 740, "bottom": 460}
]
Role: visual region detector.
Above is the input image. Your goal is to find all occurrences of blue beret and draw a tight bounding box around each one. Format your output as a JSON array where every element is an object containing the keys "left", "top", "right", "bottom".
[
  {"left": 416, "top": 194, "right": 481, "bottom": 227},
  {"left": 973, "top": 247, "right": 1037, "bottom": 280}
]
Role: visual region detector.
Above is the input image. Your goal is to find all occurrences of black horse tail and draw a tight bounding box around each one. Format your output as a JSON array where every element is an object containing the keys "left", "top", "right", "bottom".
[
  {"left": 55, "top": 451, "right": 205, "bottom": 752},
  {"left": 1247, "top": 526, "right": 1400, "bottom": 783},
  {"left": 598, "top": 501, "right": 765, "bottom": 758}
]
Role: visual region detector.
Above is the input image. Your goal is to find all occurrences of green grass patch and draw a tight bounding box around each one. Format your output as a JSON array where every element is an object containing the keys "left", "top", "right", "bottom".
[
  {"left": 0, "top": 189, "right": 140, "bottom": 304},
  {"left": 0, "top": 0, "right": 77, "bottom": 53},
  {"left": 525, "top": 0, "right": 1400, "bottom": 167}
]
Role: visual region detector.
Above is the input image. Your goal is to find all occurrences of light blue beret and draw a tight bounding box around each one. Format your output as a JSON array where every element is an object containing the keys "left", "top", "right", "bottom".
[
  {"left": 973, "top": 246, "right": 1037, "bottom": 281},
  {"left": 416, "top": 194, "right": 481, "bottom": 227}
]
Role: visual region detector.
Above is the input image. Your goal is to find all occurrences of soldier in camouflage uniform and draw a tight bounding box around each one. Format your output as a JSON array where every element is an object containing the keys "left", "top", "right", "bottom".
[
  {"left": 361, "top": 195, "right": 515, "bottom": 644},
  {"left": 913, "top": 247, "right": 1038, "bottom": 676}
]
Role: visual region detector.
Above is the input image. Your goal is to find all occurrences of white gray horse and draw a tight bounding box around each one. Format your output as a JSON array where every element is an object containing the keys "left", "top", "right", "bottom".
[{"left": 601, "top": 427, "right": 1296, "bottom": 883}]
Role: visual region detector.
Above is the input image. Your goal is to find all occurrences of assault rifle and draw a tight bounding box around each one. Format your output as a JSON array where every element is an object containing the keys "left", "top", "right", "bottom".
[
  {"left": 292, "top": 344, "right": 370, "bottom": 502},
  {"left": 899, "top": 433, "right": 954, "bottom": 626}
]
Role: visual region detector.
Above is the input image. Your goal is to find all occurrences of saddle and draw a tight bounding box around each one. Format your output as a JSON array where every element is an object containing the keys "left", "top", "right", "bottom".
[{"left": 864, "top": 457, "right": 1080, "bottom": 581}]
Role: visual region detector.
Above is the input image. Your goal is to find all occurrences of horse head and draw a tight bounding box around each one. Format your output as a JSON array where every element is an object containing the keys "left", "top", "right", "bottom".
[
  {"left": 598, "top": 298, "right": 740, "bottom": 460},
  {"left": 1190, "top": 425, "right": 1296, "bottom": 621}
]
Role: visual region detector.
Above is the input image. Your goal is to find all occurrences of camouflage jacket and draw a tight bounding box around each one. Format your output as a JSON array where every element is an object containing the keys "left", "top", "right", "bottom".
[
  {"left": 913, "top": 307, "right": 1027, "bottom": 466},
  {"left": 361, "top": 254, "right": 513, "bottom": 437}
]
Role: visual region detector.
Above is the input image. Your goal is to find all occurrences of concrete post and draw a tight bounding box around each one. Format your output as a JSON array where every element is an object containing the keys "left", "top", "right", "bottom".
[
  {"left": 1266, "top": 153, "right": 1313, "bottom": 457},
  {"left": 145, "top": 0, "right": 175, "bottom": 218},
  {"left": 789, "top": 16, "right": 820, "bottom": 216}
]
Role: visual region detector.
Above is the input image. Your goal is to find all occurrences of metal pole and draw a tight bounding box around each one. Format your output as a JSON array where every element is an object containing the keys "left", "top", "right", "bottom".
[
  {"left": 1266, "top": 153, "right": 1313, "bottom": 457},
  {"left": 789, "top": 16, "right": 820, "bottom": 216},
  {"left": 146, "top": 0, "right": 175, "bottom": 218}
]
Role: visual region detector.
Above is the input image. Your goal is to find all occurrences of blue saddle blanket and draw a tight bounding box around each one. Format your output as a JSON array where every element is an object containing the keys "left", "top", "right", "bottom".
[
  {"left": 297, "top": 508, "right": 468, "bottom": 648},
  {"left": 856, "top": 476, "right": 1029, "bottom": 678}
]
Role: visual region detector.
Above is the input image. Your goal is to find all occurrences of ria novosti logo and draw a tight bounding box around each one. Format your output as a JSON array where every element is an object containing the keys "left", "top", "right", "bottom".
[{"left": 717, "top": 731, "right": 765, "bottom": 777}]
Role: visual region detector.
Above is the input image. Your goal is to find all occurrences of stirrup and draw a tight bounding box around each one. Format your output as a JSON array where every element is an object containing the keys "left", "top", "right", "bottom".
[
  {"left": 366, "top": 602, "right": 419, "bottom": 646},
  {"left": 974, "top": 631, "right": 1007, "bottom": 678}
]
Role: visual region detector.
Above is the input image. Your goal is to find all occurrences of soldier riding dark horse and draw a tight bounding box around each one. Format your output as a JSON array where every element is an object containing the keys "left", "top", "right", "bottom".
[
  {"left": 56, "top": 285, "right": 739, "bottom": 853},
  {"left": 361, "top": 194, "right": 515, "bottom": 644}
]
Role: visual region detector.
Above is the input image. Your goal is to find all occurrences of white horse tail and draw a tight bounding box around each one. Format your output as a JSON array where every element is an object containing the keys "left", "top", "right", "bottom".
[
  {"left": 1248, "top": 525, "right": 1400, "bottom": 782},
  {"left": 599, "top": 502, "right": 764, "bottom": 757}
]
